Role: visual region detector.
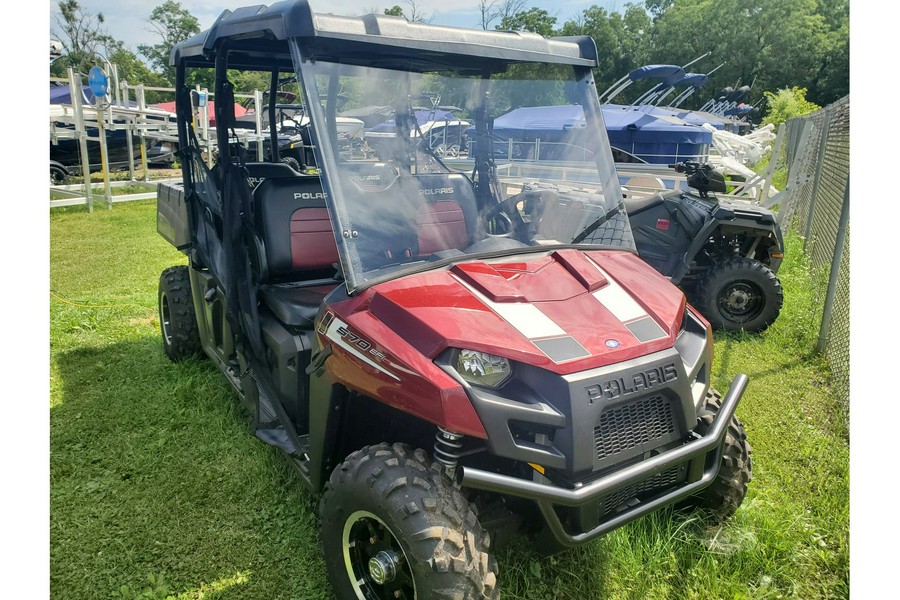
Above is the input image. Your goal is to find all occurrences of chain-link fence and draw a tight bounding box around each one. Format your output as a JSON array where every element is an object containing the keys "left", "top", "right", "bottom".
[{"left": 777, "top": 96, "right": 850, "bottom": 422}]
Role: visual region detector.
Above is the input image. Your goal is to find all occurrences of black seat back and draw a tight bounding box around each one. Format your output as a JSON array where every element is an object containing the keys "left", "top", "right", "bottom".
[{"left": 253, "top": 176, "right": 339, "bottom": 282}]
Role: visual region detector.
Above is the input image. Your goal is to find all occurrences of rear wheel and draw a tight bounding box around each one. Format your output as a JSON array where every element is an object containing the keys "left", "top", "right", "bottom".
[
  {"left": 320, "top": 443, "right": 498, "bottom": 600},
  {"left": 158, "top": 266, "right": 202, "bottom": 361},
  {"left": 696, "top": 258, "right": 783, "bottom": 333},
  {"left": 680, "top": 390, "right": 752, "bottom": 520}
]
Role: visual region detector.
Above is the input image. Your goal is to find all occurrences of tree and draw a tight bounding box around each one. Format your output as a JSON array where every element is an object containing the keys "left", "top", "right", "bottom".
[
  {"left": 559, "top": 4, "right": 652, "bottom": 102},
  {"left": 646, "top": 0, "right": 846, "bottom": 108},
  {"left": 138, "top": 1, "right": 201, "bottom": 85},
  {"left": 51, "top": 0, "right": 118, "bottom": 75},
  {"left": 479, "top": 0, "right": 527, "bottom": 30},
  {"left": 498, "top": 7, "right": 557, "bottom": 37},
  {"left": 761, "top": 87, "right": 821, "bottom": 126},
  {"left": 383, "top": 1, "right": 431, "bottom": 23}
]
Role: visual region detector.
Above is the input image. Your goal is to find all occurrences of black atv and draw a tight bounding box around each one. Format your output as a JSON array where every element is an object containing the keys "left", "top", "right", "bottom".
[{"left": 625, "top": 161, "right": 784, "bottom": 333}]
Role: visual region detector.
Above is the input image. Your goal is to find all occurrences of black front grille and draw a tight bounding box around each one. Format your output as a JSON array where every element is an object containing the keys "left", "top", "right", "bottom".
[
  {"left": 601, "top": 466, "right": 682, "bottom": 516},
  {"left": 594, "top": 394, "right": 676, "bottom": 461}
]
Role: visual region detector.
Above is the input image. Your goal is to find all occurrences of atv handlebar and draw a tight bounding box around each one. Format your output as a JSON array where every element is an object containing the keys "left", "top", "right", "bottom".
[{"left": 667, "top": 161, "right": 704, "bottom": 175}]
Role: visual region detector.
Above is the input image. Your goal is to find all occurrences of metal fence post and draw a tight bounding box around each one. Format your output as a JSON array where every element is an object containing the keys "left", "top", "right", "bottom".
[
  {"left": 817, "top": 176, "right": 850, "bottom": 352},
  {"left": 804, "top": 110, "right": 832, "bottom": 251},
  {"left": 760, "top": 122, "right": 785, "bottom": 206},
  {"left": 69, "top": 68, "right": 94, "bottom": 213}
]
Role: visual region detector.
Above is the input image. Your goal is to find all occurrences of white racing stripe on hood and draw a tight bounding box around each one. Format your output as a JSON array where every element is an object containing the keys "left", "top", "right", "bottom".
[
  {"left": 451, "top": 274, "right": 566, "bottom": 340},
  {"left": 586, "top": 258, "right": 651, "bottom": 324}
]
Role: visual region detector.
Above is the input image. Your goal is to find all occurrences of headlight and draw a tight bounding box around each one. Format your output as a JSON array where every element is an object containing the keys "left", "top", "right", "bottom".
[{"left": 456, "top": 349, "right": 512, "bottom": 388}]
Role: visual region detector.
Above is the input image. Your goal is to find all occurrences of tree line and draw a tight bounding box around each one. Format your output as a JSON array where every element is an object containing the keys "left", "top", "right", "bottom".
[{"left": 50, "top": 0, "right": 848, "bottom": 109}]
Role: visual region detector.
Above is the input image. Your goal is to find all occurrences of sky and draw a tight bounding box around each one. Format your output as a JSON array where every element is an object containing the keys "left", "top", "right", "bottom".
[{"left": 48, "top": 0, "right": 625, "bottom": 54}]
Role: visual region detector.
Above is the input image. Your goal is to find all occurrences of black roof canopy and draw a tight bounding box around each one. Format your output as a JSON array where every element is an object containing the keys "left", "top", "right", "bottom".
[{"left": 171, "top": 0, "right": 598, "bottom": 72}]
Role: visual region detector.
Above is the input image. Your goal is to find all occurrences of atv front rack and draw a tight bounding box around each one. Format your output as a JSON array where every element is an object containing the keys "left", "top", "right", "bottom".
[{"left": 458, "top": 374, "right": 748, "bottom": 546}]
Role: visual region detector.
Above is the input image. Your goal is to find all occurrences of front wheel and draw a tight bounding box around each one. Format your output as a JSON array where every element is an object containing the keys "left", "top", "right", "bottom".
[
  {"left": 158, "top": 266, "right": 202, "bottom": 361},
  {"left": 680, "top": 390, "right": 752, "bottom": 520},
  {"left": 320, "top": 443, "right": 498, "bottom": 600},
  {"left": 695, "top": 258, "right": 783, "bottom": 333}
]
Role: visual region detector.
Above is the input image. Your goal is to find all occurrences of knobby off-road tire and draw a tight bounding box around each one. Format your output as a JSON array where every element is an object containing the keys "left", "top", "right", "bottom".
[
  {"left": 695, "top": 257, "right": 783, "bottom": 333},
  {"left": 158, "top": 266, "right": 202, "bottom": 362},
  {"left": 280, "top": 156, "right": 302, "bottom": 173},
  {"left": 320, "top": 443, "right": 498, "bottom": 600},
  {"left": 681, "top": 389, "right": 752, "bottom": 521}
]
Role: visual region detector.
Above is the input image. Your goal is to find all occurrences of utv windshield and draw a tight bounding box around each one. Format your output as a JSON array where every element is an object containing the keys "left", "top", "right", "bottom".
[{"left": 294, "top": 54, "right": 635, "bottom": 293}]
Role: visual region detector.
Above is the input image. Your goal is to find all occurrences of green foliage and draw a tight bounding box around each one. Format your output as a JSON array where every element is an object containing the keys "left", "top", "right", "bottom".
[
  {"left": 137, "top": 1, "right": 201, "bottom": 85},
  {"left": 51, "top": 0, "right": 118, "bottom": 75},
  {"left": 559, "top": 4, "right": 653, "bottom": 101},
  {"left": 50, "top": 199, "right": 848, "bottom": 599},
  {"left": 498, "top": 7, "right": 557, "bottom": 37},
  {"left": 642, "top": 0, "right": 847, "bottom": 107},
  {"left": 384, "top": 5, "right": 404, "bottom": 16},
  {"left": 761, "top": 87, "right": 821, "bottom": 126}
]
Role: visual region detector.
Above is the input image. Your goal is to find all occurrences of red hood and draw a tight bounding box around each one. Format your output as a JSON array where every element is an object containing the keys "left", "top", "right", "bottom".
[{"left": 362, "top": 249, "right": 685, "bottom": 375}]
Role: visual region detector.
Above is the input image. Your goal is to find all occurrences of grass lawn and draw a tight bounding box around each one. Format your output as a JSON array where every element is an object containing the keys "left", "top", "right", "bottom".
[{"left": 50, "top": 200, "right": 848, "bottom": 599}]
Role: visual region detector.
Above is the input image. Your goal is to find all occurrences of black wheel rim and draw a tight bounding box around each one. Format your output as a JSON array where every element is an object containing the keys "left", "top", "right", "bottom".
[
  {"left": 342, "top": 511, "right": 416, "bottom": 600},
  {"left": 717, "top": 280, "right": 763, "bottom": 322},
  {"left": 159, "top": 291, "right": 172, "bottom": 345}
]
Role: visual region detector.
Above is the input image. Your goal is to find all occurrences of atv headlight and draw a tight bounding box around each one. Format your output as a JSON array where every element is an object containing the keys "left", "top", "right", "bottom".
[{"left": 456, "top": 350, "right": 512, "bottom": 388}]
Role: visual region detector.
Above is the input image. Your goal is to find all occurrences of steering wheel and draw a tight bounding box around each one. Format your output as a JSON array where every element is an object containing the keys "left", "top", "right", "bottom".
[
  {"left": 481, "top": 195, "right": 528, "bottom": 240},
  {"left": 481, "top": 190, "right": 559, "bottom": 241}
]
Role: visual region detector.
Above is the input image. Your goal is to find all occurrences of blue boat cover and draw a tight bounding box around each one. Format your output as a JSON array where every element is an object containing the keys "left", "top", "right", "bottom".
[
  {"left": 486, "top": 104, "right": 711, "bottom": 164},
  {"left": 367, "top": 109, "right": 457, "bottom": 133},
  {"left": 724, "top": 104, "right": 753, "bottom": 116},
  {"left": 50, "top": 84, "right": 96, "bottom": 105},
  {"left": 677, "top": 73, "right": 708, "bottom": 89},
  {"left": 627, "top": 65, "right": 685, "bottom": 85},
  {"left": 650, "top": 106, "right": 728, "bottom": 130}
]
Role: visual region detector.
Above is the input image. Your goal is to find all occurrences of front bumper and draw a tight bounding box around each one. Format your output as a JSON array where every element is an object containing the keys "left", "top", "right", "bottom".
[{"left": 459, "top": 374, "right": 748, "bottom": 547}]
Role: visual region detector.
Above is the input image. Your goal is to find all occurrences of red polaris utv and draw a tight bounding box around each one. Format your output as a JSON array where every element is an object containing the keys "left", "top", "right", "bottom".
[{"left": 156, "top": 2, "right": 751, "bottom": 597}]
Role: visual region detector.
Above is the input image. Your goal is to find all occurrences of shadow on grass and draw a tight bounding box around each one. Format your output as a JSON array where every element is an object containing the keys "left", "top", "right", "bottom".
[{"left": 51, "top": 337, "right": 329, "bottom": 599}]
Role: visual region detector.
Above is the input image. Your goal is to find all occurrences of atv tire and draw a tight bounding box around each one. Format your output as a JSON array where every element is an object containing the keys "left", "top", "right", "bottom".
[
  {"left": 158, "top": 266, "right": 202, "bottom": 362},
  {"left": 681, "top": 389, "right": 752, "bottom": 520},
  {"left": 280, "top": 156, "right": 302, "bottom": 173},
  {"left": 320, "top": 443, "right": 498, "bottom": 600},
  {"left": 696, "top": 258, "right": 783, "bottom": 333}
]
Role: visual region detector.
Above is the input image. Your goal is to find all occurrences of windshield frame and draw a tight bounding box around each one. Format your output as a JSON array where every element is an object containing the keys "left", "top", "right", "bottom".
[{"left": 290, "top": 40, "right": 632, "bottom": 294}]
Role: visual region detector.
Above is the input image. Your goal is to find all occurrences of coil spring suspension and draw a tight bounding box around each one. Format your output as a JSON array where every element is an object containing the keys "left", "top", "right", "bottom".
[{"left": 434, "top": 427, "right": 464, "bottom": 471}]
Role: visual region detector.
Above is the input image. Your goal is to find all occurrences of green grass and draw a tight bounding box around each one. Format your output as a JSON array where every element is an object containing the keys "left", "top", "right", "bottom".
[{"left": 50, "top": 201, "right": 848, "bottom": 599}]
